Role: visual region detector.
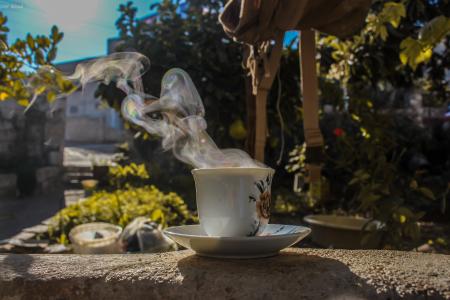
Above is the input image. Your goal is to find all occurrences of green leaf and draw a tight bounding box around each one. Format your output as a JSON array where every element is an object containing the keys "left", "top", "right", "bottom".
[
  {"left": 50, "top": 25, "right": 58, "bottom": 40},
  {"left": 151, "top": 208, "right": 164, "bottom": 223},
  {"left": 17, "top": 99, "right": 29, "bottom": 106},
  {"left": 419, "top": 16, "right": 450, "bottom": 45},
  {"left": 349, "top": 177, "right": 359, "bottom": 185},
  {"left": 46, "top": 91, "right": 57, "bottom": 102},
  {"left": 361, "top": 193, "right": 381, "bottom": 209},
  {"left": 418, "top": 187, "right": 435, "bottom": 200},
  {"left": 57, "top": 32, "right": 64, "bottom": 43},
  {"left": 384, "top": 2, "right": 406, "bottom": 28},
  {"left": 379, "top": 26, "right": 388, "bottom": 41},
  {"left": 47, "top": 47, "right": 57, "bottom": 62},
  {"left": 0, "top": 13, "right": 7, "bottom": 26},
  {"left": 26, "top": 34, "right": 35, "bottom": 49},
  {"left": 34, "top": 49, "right": 45, "bottom": 65},
  {"left": 397, "top": 206, "right": 414, "bottom": 218},
  {"left": 399, "top": 37, "right": 432, "bottom": 70},
  {"left": 415, "top": 211, "right": 426, "bottom": 220}
]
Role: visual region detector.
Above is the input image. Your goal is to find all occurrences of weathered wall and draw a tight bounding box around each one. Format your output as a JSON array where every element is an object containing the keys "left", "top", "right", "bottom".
[
  {"left": 0, "top": 249, "right": 449, "bottom": 300},
  {"left": 0, "top": 99, "right": 65, "bottom": 196},
  {"left": 0, "top": 101, "right": 25, "bottom": 168}
]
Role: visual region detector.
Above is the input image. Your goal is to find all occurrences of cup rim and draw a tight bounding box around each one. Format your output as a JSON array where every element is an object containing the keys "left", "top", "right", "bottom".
[{"left": 191, "top": 167, "right": 274, "bottom": 175}]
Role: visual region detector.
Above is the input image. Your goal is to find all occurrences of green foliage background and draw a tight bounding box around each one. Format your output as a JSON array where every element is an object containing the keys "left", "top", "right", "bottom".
[
  {"left": 92, "top": 0, "right": 450, "bottom": 249},
  {"left": 2, "top": 0, "right": 442, "bottom": 249}
]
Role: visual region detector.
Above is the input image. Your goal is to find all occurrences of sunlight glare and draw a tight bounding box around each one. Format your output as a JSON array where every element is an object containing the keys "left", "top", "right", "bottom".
[{"left": 32, "top": 0, "right": 101, "bottom": 32}]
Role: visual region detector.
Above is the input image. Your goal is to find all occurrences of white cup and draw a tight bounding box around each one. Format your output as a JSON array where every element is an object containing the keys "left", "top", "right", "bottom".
[{"left": 192, "top": 167, "right": 275, "bottom": 237}]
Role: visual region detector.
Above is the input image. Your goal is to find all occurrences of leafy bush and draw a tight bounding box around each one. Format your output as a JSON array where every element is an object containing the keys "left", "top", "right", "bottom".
[
  {"left": 108, "top": 162, "right": 150, "bottom": 189},
  {"left": 0, "top": 12, "right": 74, "bottom": 106},
  {"left": 48, "top": 186, "right": 197, "bottom": 244},
  {"left": 286, "top": 103, "right": 450, "bottom": 248}
]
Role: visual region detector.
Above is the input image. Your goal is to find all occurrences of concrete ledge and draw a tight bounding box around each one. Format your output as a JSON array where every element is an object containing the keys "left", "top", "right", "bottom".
[{"left": 0, "top": 249, "right": 449, "bottom": 299}]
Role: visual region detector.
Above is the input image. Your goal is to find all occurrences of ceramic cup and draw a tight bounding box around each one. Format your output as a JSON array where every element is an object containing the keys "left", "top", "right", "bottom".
[{"left": 191, "top": 167, "right": 275, "bottom": 237}]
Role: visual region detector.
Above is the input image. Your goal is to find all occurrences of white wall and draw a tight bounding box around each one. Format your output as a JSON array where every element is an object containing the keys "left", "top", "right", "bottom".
[{"left": 64, "top": 81, "right": 124, "bottom": 143}]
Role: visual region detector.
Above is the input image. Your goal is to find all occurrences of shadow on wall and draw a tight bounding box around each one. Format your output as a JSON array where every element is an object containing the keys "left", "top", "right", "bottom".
[
  {"left": 0, "top": 254, "right": 35, "bottom": 299},
  {"left": 176, "top": 252, "right": 390, "bottom": 299}
]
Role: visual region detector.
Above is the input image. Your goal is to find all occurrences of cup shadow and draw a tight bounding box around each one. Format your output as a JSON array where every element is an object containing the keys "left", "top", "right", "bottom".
[{"left": 176, "top": 251, "right": 390, "bottom": 299}]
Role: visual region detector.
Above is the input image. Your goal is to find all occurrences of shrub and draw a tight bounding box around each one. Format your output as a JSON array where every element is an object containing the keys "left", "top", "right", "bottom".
[
  {"left": 48, "top": 185, "right": 197, "bottom": 244},
  {"left": 286, "top": 109, "right": 449, "bottom": 249},
  {"left": 108, "top": 162, "right": 150, "bottom": 189}
]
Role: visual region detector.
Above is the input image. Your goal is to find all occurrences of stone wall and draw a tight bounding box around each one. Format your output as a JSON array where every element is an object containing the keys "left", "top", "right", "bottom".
[
  {"left": 0, "top": 99, "right": 65, "bottom": 197},
  {"left": 0, "top": 101, "right": 25, "bottom": 169},
  {"left": 0, "top": 249, "right": 449, "bottom": 299}
]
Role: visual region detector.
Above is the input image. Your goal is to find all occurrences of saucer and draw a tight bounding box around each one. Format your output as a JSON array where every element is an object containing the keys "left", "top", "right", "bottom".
[{"left": 164, "top": 224, "right": 311, "bottom": 259}]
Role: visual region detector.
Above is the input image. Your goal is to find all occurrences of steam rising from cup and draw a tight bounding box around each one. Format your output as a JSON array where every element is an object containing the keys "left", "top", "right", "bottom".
[{"left": 64, "top": 52, "right": 262, "bottom": 168}]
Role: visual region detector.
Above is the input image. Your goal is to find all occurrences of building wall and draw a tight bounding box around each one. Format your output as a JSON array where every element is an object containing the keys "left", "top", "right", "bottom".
[
  {"left": 57, "top": 59, "right": 125, "bottom": 144},
  {"left": 65, "top": 116, "right": 124, "bottom": 143}
]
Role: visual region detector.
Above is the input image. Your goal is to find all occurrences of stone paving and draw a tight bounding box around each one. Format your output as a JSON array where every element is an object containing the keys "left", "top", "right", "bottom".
[
  {"left": 0, "top": 144, "right": 119, "bottom": 241},
  {"left": 0, "top": 191, "right": 64, "bottom": 241}
]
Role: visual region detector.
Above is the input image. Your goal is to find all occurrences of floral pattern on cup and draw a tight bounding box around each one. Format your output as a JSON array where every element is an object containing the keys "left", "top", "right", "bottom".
[{"left": 248, "top": 174, "right": 273, "bottom": 236}]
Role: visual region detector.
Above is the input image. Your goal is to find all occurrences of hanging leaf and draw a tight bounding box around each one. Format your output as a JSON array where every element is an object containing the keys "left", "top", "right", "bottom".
[
  {"left": 0, "top": 92, "right": 9, "bottom": 101},
  {"left": 17, "top": 99, "right": 29, "bottom": 106},
  {"left": 47, "top": 47, "right": 57, "bottom": 62},
  {"left": 229, "top": 119, "right": 247, "bottom": 140},
  {"left": 46, "top": 91, "right": 57, "bottom": 102},
  {"left": 399, "top": 37, "right": 432, "bottom": 70},
  {"left": 383, "top": 2, "right": 406, "bottom": 28},
  {"left": 26, "top": 34, "right": 35, "bottom": 49},
  {"left": 419, "top": 16, "right": 450, "bottom": 45},
  {"left": 418, "top": 187, "right": 435, "bottom": 200}
]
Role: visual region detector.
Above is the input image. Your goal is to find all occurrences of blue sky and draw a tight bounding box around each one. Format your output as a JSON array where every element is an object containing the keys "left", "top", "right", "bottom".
[
  {"left": 4, "top": 0, "right": 298, "bottom": 64},
  {"left": 4, "top": 0, "right": 159, "bottom": 63}
]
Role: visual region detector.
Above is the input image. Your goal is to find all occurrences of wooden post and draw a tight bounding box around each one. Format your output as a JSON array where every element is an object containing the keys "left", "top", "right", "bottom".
[
  {"left": 254, "top": 90, "right": 268, "bottom": 162},
  {"left": 299, "top": 29, "right": 323, "bottom": 183},
  {"left": 251, "top": 33, "right": 285, "bottom": 162}
]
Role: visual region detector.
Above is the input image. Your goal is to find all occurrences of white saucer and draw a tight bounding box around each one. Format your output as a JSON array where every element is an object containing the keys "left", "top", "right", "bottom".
[{"left": 164, "top": 224, "right": 311, "bottom": 259}]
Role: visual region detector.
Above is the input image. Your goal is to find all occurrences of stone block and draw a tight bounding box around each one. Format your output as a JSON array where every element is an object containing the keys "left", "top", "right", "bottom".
[
  {"left": 0, "top": 143, "right": 14, "bottom": 157},
  {"left": 0, "top": 120, "right": 14, "bottom": 131},
  {"left": 0, "top": 173, "right": 17, "bottom": 197},
  {"left": 48, "top": 150, "right": 63, "bottom": 166},
  {"left": 0, "top": 100, "right": 24, "bottom": 121},
  {"left": 0, "top": 99, "right": 66, "bottom": 171},
  {"left": 0, "top": 127, "right": 16, "bottom": 142},
  {"left": 36, "top": 167, "right": 61, "bottom": 181},
  {"left": 26, "top": 144, "right": 44, "bottom": 157},
  {"left": 0, "top": 249, "right": 449, "bottom": 299},
  {"left": 26, "top": 125, "right": 44, "bottom": 141},
  {"left": 7, "top": 238, "right": 48, "bottom": 254},
  {"left": 35, "top": 166, "right": 62, "bottom": 192},
  {"left": 23, "top": 224, "right": 49, "bottom": 235},
  {"left": 10, "top": 231, "right": 35, "bottom": 241}
]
